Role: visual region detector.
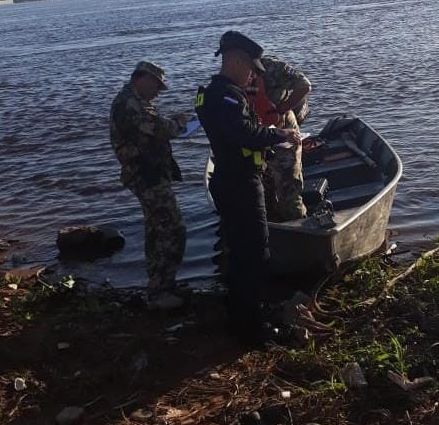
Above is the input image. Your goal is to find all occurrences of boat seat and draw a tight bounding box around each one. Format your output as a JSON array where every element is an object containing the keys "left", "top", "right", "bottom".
[
  {"left": 304, "top": 157, "right": 364, "bottom": 177},
  {"left": 329, "top": 181, "right": 385, "bottom": 210},
  {"left": 304, "top": 156, "right": 382, "bottom": 190}
]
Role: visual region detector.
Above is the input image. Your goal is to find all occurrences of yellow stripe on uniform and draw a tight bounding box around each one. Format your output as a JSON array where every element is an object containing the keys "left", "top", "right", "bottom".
[
  {"left": 241, "top": 148, "right": 264, "bottom": 167},
  {"left": 195, "top": 93, "right": 204, "bottom": 107},
  {"left": 253, "top": 151, "right": 263, "bottom": 166},
  {"left": 241, "top": 148, "right": 252, "bottom": 157}
]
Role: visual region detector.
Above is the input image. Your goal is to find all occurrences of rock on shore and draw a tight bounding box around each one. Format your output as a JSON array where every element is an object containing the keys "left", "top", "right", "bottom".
[{"left": 57, "top": 226, "right": 125, "bottom": 259}]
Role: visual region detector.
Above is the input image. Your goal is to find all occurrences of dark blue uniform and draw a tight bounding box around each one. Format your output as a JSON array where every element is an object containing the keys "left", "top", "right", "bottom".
[{"left": 196, "top": 74, "right": 286, "bottom": 340}]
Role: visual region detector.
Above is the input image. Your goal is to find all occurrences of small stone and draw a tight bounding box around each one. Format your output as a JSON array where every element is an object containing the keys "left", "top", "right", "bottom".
[
  {"left": 131, "top": 351, "right": 149, "bottom": 372},
  {"left": 386, "top": 242, "right": 398, "bottom": 255},
  {"left": 57, "top": 342, "right": 70, "bottom": 350},
  {"left": 14, "top": 377, "right": 26, "bottom": 391},
  {"left": 0, "top": 239, "right": 11, "bottom": 250},
  {"left": 341, "top": 362, "right": 368, "bottom": 389},
  {"left": 250, "top": 411, "right": 261, "bottom": 421},
  {"left": 239, "top": 411, "right": 262, "bottom": 425},
  {"left": 130, "top": 408, "right": 153, "bottom": 422},
  {"left": 165, "top": 336, "right": 180, "bottom": 345},
  {"left": 165, "top": 323, "right": 184, "bottom": 332},
  {"left": 55, "top": 406, "right": 85, "bottom": 425}
]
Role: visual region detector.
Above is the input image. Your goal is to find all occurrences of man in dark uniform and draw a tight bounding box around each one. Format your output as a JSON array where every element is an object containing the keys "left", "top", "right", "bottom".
[{"left": 195, "top": 31, "right": 301, "bottom": 343}]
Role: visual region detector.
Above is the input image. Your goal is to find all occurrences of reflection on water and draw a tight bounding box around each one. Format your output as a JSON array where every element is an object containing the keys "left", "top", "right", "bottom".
[{"left": 0, "top": 0, "right": 438, "bottom": 287}]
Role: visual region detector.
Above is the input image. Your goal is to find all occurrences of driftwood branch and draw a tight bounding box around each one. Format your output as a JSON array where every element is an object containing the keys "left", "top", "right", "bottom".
[{"left": 374, "top": 246, "right": 439, "bottom": 305}]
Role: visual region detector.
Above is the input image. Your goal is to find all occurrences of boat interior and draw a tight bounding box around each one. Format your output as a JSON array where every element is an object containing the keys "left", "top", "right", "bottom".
[
  {"left": 272, "top": 116, "right": 400, "bottom": 231},
  {"left": 206, "top": 116, "right": 401, "bottom": 233}
]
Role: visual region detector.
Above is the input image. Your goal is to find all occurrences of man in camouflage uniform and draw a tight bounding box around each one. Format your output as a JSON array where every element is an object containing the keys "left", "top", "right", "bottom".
[
  {"left": 259, "top": 55, "right": 312, "bottom": 221},
  {"left": 110, "top": 61, "right": 187, "bottom": 309}
]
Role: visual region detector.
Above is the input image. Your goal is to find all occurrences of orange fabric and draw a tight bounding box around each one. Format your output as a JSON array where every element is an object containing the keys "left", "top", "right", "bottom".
[{"left": 251, "top": 77, "right": 280, "bottom": 127}]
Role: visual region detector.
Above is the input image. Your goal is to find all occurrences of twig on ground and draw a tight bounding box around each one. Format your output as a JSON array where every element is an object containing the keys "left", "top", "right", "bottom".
[
  {"left": 361, "top": 246, "right": 439, "bottom": 314},
  {"left": 7, "top": 394, "right": 28, "bottom": 418},
  {"left": 112, "top": 393, "right": 139, "bottom": 410},
  {"left": 83, "top": 395, "right": 104, "bottom": 408}
]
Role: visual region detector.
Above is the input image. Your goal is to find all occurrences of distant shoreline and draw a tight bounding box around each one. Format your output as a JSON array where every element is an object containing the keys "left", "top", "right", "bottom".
[{"left": 0, "top": 0, "right": 43, "bottom": 4}]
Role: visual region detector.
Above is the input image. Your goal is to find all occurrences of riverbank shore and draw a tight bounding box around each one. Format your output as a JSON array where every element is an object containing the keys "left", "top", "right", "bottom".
[{"left": 1, "top": 239, "right": 438, "bottom": 425}]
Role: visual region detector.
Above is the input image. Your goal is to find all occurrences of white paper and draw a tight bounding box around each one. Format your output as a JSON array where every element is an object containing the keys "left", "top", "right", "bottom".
[
  {"left": 277, "top": 141, "right": 295, "bottom": 149},
  {"left": 300, "top": 132, "right": 311, "bottom": 140},
  {"left": 179, "top": 118, "right": 201, "bottom": 138}
]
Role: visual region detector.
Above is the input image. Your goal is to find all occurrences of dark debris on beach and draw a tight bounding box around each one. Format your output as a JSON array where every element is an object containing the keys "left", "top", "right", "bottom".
[{"left": 0, "top": 238, "right": 438, "bottom": 425}]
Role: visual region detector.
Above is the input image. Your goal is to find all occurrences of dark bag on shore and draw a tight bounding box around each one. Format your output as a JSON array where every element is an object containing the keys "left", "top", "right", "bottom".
[{"left": 57, "top": 226, "right": 125, "bottom": 259}]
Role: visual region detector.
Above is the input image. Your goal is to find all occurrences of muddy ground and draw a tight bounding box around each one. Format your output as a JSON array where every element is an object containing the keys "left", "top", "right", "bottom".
[{"left": 0, "top": 239, "right": 438, "bottom": 425}]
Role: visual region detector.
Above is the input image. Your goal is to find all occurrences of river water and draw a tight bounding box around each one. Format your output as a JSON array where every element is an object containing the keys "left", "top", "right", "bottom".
[{"left": 0, "top": 0, "right": 438, "bottom": 287}]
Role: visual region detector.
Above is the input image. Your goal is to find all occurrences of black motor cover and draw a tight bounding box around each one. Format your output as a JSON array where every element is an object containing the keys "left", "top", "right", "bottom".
[{"left": 302, "top": 177, "right": 329, "bottom": 207}]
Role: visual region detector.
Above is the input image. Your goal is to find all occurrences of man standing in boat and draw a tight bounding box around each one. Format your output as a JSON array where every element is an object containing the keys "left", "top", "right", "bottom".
[
  {"left": 110, "top": 61, "right": 187, "bottom": 310},
  {"left": 250, "top": 56, "right": 311, "bottom": 221},
  {"left": 195, "top": 31, "right": 301, "bottom": 344}
]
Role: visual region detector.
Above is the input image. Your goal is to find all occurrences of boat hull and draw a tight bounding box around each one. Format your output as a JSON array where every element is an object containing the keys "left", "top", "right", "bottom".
[
  {"left": 269, "top": 184, "right": 396, "bottom": 274},
  {"left": 205, "top": 115, "right": 402, "bottom": 275}
]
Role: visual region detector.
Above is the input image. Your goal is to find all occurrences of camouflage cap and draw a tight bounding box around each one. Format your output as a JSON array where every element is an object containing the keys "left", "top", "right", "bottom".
[{"left": 134, "top": 61, "right": 168, "bottom": 89}]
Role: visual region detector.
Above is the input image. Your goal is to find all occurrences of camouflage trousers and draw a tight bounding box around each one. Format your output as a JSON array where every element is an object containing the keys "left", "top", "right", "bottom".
[
  {"left": 131, "top": 181, "right": 186, "bottom": 291},
  {"left": 264, "top": 110, "right": 307, "bottom": 222}
]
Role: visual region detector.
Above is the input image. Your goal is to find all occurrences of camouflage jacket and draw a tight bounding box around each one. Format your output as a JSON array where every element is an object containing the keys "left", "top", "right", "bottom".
[
  {"left": 261, "top": 56, "right": 311, "bottom": 127},
  {"left": 110, "top": 82, "right": 182, "bottom": 189}
]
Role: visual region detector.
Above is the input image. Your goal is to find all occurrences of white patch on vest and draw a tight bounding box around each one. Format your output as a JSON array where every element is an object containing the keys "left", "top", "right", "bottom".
[
  {"left": 223, "top": 96, "right": 239, "bottom": 105},
  {"left": 286, "top": 65, "right": 296, "bottom": 77}
]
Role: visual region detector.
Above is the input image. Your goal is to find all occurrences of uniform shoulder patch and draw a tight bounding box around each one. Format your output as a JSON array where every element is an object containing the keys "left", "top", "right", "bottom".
[{"left": 223, "top": 96, "right": 239, "bottom": 105}]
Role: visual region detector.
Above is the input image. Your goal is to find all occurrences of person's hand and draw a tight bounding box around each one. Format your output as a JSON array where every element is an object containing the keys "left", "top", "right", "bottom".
[{"left": 277, "top": 128, "right": 301, "bottom": 145}]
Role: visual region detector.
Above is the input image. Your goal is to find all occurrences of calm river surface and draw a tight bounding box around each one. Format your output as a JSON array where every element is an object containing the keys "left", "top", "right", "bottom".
[{"left": 0, "top": 0, "right": 438, "bottom": 287}]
